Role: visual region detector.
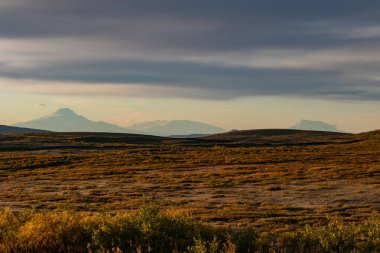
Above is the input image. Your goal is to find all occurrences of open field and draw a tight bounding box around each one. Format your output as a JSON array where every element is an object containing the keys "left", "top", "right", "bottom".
[{"left": 0, "top": 129, "right": 380, "bottom": 235}]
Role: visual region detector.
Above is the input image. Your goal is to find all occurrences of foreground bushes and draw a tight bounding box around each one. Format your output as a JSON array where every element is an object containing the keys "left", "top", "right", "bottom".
[
  {"left": 278, "top": 218, "right": 380, "bottom": 253},
  {"left": 0, "top": 205, "right": 379, "bottom": 253}
]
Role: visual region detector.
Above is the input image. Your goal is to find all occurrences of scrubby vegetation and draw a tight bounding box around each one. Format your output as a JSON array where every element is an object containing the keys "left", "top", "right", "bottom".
[
  {"left": 0, "top": 130, "right": 379, "bottom": 251},
  {"left": 0, "top": 204, "right": 379, "bottom": 253}
]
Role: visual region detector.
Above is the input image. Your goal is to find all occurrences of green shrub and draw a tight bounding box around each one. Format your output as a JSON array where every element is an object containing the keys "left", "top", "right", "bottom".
[
  {"left": 276, "top": 218, "right": 380, "bottom": 253},
  {"left": 0, "top": 207, "right": 379, "bottom": 253}
]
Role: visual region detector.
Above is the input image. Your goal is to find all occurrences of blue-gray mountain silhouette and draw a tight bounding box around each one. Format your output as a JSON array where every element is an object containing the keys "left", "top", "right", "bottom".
[
  {"left": 14, "top": 108, "right": 226, "bottom": 136},
  {"left": 14, "top": 108, "right": 138, "bottom": 133},
  {"left": 0, "top": 125, "right": 49, "bottom": 134},
  {"left": 127, "top": 120, "right": 225, "bottom": 136},
  {"left": 290, "top": 120, "right": 344, "bottom": 132}
]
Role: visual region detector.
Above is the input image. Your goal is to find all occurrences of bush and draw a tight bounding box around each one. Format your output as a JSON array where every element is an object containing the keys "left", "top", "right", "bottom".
[
  {"left": 0, "top": 206, "right": 379, "bottom": 253},
  {"left": 17, "top": 211, "right": 92, "bottom": 252},
  {"left": 276, "top": 218, "right": 380, "bottom": 253}
]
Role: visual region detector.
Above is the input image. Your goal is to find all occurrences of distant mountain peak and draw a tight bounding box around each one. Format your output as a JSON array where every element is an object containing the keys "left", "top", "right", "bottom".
[
  {"left": 127, "top": 119, "right": 226, "bottom": 136},
  {"left": 297, "top": 119, "right": 334, "bottom": 127},
  {"left": 54, "top": 108, "right": 77, "bottom": 116},
  {"left": 14, "top": 108, "right": 137, "bottom": 133},
  {"left": 291, "top": 119, "right": 344, "bottom": 132}
]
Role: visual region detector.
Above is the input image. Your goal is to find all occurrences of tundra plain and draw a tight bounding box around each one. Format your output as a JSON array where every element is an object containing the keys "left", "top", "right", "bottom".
[{"left": 1, "top": 130, "right": 379, "bottom": 234}]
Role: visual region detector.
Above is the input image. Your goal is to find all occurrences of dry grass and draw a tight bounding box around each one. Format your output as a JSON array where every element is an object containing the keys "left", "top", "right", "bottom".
[{"left": 0, "top": 130, "right": 379, "bottom": 233}]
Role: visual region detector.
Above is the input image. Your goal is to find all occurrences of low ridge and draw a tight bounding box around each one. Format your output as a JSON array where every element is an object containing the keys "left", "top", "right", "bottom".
[
  {"left": 0, "top": 125, "right": 49, "bottom": 134},
  {"left": 200, "top": 129, "right": 352, "bottom": 146}
]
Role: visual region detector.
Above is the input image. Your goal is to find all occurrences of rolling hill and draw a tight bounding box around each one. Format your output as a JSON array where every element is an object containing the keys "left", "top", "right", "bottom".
[
  {"left": 0, "top": 125, "right": 49, "bottom": 134},
  {"left": 0, "top": 128, "right": 367, "bottom": 151},
  {"left": 199, "top": 129, "right": 352, "bottom": 146}
]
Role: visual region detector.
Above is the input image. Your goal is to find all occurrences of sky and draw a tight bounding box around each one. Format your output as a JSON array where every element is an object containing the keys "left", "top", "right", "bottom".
[{"left": 0, "top": 0, "right": 379, "bottom": 133}]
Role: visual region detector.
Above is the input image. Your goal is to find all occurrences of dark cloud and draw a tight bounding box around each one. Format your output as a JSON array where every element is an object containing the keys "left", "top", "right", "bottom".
[
  {"left": 0, "top": 0, "right": 379, "bottom": 100},
  {"left": 2, "top": 0, "right": 379, "bottom": 49},
  {"left": 2, "top": 59, "right": 378, "bottom": 100}
]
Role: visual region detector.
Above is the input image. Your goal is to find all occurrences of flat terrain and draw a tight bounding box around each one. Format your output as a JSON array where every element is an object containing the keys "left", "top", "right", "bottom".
[{"left": 0, "top": 129, "right": 379, "bottom": 233}]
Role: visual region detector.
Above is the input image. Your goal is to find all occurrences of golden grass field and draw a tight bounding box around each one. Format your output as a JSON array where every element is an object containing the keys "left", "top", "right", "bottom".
[{"left": 1, "top": 129, "right": 379, "bottom": 236}]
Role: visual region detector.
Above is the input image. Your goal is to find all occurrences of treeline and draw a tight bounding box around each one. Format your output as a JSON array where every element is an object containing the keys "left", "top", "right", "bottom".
[{"left": 0, "top": 204, "right": 379, "bottom": 253}]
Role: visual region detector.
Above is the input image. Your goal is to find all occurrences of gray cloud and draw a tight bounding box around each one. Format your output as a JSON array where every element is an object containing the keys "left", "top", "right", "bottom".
[{"left": 0, "top": 0, "right": 380, "bottom": 100}]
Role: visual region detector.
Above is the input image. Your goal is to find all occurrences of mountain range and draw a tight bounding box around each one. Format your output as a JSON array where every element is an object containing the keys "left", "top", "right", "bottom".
[
  {"left": 290, "top": 119, "right": 344, "bottom": 132},
  {"left": 128, "top": 120, "right": 225, "bottom": 136},
  {"left": 2, "top": 108, "right": 346, "bottom": 135},
  {"left": 13, "top": 108, "right": 226, "bottom": 136}
]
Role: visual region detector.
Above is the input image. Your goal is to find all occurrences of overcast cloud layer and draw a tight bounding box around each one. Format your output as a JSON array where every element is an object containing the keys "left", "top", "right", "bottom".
[{"left": 1, "top": 0, "right": 380, "bottom": 100}]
